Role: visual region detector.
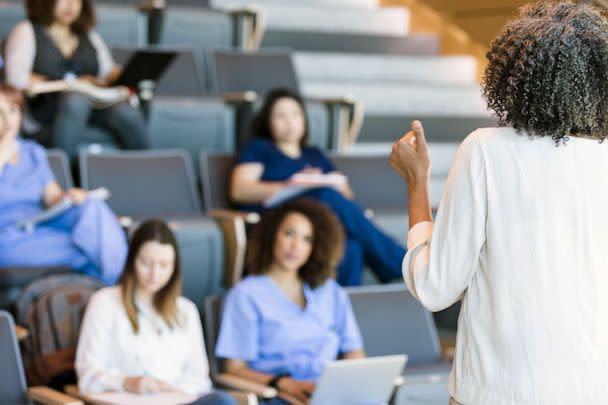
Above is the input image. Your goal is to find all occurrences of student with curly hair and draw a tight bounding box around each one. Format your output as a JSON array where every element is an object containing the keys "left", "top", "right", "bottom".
[
  {"left": 230, "top": 88, "right": 406, "bottom": 286},
  {"left": 215, "top": 199, "right": 365, "bottom": 404},
  {"left": 390, "top": 2, "right": 608, "bottom": 404}
]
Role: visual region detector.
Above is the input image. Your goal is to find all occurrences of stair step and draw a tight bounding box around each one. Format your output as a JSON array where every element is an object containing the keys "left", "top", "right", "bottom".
[
  {"left": 302, "top": 82, "right": 490, "bottom": 115},
  {"left": 262, "top": 31, "right": 439, "bottom": 55},
  {"left": 210, "top": 0, "right": 379, "bottom": 9},
  {"left": 356, "top": 115, "right": 498, "bottom": 144},
  {"left": 295, "top": 52, "right": 477, "bottom": 86},
  {"left": 217, "top": 3, "right": 409, "bottom": 36}
]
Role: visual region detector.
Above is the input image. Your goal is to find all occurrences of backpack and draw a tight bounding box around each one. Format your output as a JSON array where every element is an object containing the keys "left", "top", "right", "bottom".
[{"left": 15, "top": 273, "right": 104, "bottom": 388}]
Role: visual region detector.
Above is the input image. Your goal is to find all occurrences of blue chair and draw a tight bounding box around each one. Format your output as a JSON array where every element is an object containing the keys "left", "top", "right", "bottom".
[{"left": 0, "top": 310, "right": 82, "bottom": 405}]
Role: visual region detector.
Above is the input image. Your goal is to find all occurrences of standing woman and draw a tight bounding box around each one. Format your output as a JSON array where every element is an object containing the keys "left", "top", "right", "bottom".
[
  {"left": 76, "top": 219, "right": 236, "bottom": 405},
  {"left": 0, "top": 83, "right": 126, "bottom": 284},
  {"left": 230, "top": 88, "right": 406, "bottom": 286},
  {"left": 4, "top": 0, "right": 148, "bottom": 158},
  {"left": 390, "top": 2, "right": 608, "bottom": 404}
]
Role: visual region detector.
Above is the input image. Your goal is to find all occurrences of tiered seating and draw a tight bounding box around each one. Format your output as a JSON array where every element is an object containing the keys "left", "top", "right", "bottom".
[{"left": 79, "top": 150, "right": 226, "bottom": 311}]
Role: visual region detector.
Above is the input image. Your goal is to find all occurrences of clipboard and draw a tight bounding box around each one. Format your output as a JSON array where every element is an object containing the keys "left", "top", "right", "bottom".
[{"left": 112, "top": 49, "right": 177, "bottom": 87}]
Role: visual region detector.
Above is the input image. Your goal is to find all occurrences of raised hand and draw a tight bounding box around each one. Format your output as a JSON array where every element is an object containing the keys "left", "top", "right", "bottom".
[{"left": 389, "top": 120, "right": 431, "bottom": 188}]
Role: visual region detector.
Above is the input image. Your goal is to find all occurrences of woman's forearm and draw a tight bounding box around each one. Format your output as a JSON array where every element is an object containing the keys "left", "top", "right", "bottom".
[
  {"left": 230, "top": 181, "right": 288, "bottom": 204},
  {"left": 407, "top": 181, "right": 432, "bottom": 229},
  {"left": 225, "top": 363, "right": 275, "bottom": 385}
]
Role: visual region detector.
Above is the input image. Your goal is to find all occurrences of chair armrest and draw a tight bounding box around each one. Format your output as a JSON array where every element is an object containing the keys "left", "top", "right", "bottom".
[
  {"left": 222, "top": 91, "right": 259, "bottom": 105},
  {"left": 226, "top": 6, "right": 266, "bottom": 50},
  {"left": 210, "top": 208, "right": 260, "bottom": 224},
  {"left": 214, "top": 373, "right": 277, "bottom": 399},
  {"left": 227, "top": 390, "right": 258, "bottom": 405},
  {"left": 28, "top": 386, "right": 83, "bottom": 405},
  {"left": 137, "top": 0, "right": 165, "bottom": 11},
  {"left": 304, "top": 96, "right": 364, "bottom": 151},
  {"left": 209, "top": 209, "right": 252, "bottom": 288}
]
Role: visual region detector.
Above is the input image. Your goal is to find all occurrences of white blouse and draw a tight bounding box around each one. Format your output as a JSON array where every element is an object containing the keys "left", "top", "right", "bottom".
[
  {"left": 75, "top": 287, "right": 212, "bottom": 396},
  {"left": 403, "top": 127, "right": 608, "bottom": 405},
  {"left": 4, "top": 21, "right": 116, "bottom": 89}
]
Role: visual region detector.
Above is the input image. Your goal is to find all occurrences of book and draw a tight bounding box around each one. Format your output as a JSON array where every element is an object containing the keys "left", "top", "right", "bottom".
[
  {"left": 79, "top": 391, "right": 197, "bottom": 405},
  {"left": 289, "top": 172, "right": 347, "bottom": 187},
  {"left": 263, "top": 173, "right": 347, "bottom": 208},
  {"left": 15, "top": 188, "right": 110, "bottom": 233},
  {"left": 26, "top": 80, "right": 130, "bottom": 109}
]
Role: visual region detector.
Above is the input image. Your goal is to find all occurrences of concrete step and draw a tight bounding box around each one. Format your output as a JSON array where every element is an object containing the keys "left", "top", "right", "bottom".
[
  {"left": 345, "top": 142, "right": 459, "bottom": 176},
  {"left": 357, "top": 114, "right": 498, "bottom": 143},
  {"left": 215, "top": 3, "right": 409, "bottom": 36},
  {"left": 210, "top": 0, "right": 378, "bottom": 9},
  {"left": 302, "top": 82, "right": 490, "bottom": 115},
  {"left": 262, "top": 31, "right": 439, "bottom": 55},
  {"left": 294, "top": 52, "right": 477, "bottom": 86}
]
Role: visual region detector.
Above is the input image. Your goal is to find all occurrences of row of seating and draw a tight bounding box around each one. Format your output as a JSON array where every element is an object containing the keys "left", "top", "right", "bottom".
[
  {"left": 1, "top": 283, "right": 450, "bottom": 405},
  {"left": 43, "top": 143, "right": 454, "bottom": 295}
]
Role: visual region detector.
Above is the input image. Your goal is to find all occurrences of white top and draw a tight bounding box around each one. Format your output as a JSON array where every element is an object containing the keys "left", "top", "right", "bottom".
[
  {"left": 403, "top": 127, "right": 608, "bottom": 405},
  {"left": 4, "top": 21, "right": 116, "bottom": 89},
  {"left": 75, "top": 287, "right": 212, "bottom": 396}
]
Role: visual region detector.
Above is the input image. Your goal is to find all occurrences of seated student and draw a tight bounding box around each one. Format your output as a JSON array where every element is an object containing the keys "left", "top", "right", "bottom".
[
  {"left": 216, "top": 199, "right": 365, "bottom": 405},
  {"left": 76, "top": 219, "right": 236, "bottom": 405},
  {"left": 0, "top": 83, "right": 126, "bottom": 284},
  {"left": 4, "top": 0, "right": 148, "bottom": 158},
  {"left": 230, "top": 88, "right": 405, "bottom": 286}
]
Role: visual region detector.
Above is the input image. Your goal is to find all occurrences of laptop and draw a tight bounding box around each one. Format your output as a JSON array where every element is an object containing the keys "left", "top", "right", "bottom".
[
  {"left": 112, "top": 49, "right": 177, "bottom": 88},
  {"left": 309, "top": 355, "right": 408, "bottom": 405}
]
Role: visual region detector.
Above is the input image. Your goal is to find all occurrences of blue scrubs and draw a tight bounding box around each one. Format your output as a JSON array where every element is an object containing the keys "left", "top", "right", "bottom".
[
  {"left": 215, "top": 275, "right": 363, "bottom": 381},
  {"left": 0, "top": 139, "right": 127, "bottom": 284},
  {"left": 235, "top": 137, "right": 406, "bottom": 285}
]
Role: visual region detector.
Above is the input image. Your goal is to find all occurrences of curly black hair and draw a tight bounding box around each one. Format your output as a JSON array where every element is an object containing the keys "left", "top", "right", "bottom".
[
  {"left": 246, "top": 198, "right": 345, "bottom": 288},
  {"left": 482, "top": 1, "right": 608, "bottom": 143}
]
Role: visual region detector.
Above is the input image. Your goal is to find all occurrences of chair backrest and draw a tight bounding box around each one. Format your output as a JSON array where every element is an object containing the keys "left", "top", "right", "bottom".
[
  {"left": 211, "top": 50, "right": 300, "bottom": 96},
  {"left": 147, "top": 97, "right": 236, "bottom": 174},
  {"left": 331, "top": 154, "right": 408, "bottom": 211},
  {"left": 96, "top": 5, "right": 146, "bottom": 47},
  {"left": 199, "top": 152, "right": 234, "bottom": 211},
  {"left": 203, "top": 294, "right": 223, "bottom": 376},
  {"left": 111, "top": 46, "right": 206, "bottom": 97},
  {"left": 0, "top": 3, "right": 25, "bottom": 40},
  {"left": 159, "top": 8, "right": 236, "bottom": 90},
  {"left": 0, "top": 310, "right": 28, "bottom": 404},
  {"left": 46, "top": 149, "right": 73, "bottom": 190},
  {"left": 346, "top": 285, "right": 441, "bottom": 366},
  {"left": 79, "top": 150, "right": 202, "bottom": 217}
]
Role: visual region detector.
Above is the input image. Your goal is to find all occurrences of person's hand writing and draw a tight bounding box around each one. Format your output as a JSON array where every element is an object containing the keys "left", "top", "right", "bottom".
[
  {"left": 278, "top": 378, "right": 315, "bottom": 404},
  {"left": 389, "top": 120, "right": 431, "bottom": 189},
  {"left": 123, "top": 376, "right": 176, "bottom": 394}
]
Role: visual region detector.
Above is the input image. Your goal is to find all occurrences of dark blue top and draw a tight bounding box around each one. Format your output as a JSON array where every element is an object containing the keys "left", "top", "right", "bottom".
[{"left": 235, "top": 137, "right": 336, "bottom": 211}]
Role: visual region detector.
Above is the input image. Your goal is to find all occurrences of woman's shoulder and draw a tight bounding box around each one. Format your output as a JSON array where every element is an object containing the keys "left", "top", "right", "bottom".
[
  {"left": 176, "top": 295, "right": 199, "bottom": 317},
  {"left": 464, "top": 127, "right": 519, "bottom": 147},
  {"left": 227, "top": 275, "right": 268, "bottom": 300},
  {"left": 311, "top": 278, "right": 347, "bottom": 300},
  {"left": 241, "top": 137, "right": 274, "bottom": 152},
  {"left": 88, "top": 286, "right": 123, "bottom": 309},
  {"left": 9, "top": 21, "right": 34, "bottom": 39},
  {"left": 91, "top": 285, "right": 122, "bottom": 303},
  {"left": 18, "top": 138, "right": 46, "bottom": 161}
]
